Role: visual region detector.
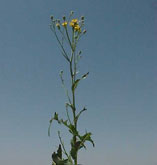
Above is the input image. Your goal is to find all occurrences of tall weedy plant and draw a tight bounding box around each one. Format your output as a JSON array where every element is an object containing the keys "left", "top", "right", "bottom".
[{"left": 48, "top": 11, "right": 94, "bottom": 165}]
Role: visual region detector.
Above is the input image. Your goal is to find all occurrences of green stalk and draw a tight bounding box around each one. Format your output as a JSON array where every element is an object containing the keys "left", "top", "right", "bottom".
[
  {"left": 70, "top": 29, "right": 78, "bottom": 165},
  {"left": 49, "top": 13, "right": 95, "bottom": 165}
]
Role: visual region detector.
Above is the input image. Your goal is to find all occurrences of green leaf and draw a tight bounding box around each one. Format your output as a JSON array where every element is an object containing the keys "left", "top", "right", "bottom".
[
  {"left": 52, "top": 152, "right": 62, "bottom": 164},
  {"left": 68, "top": 124, "right": 78, "bottom": 136},
  {"left": 57, "top": 144, "right": 62, "bottom": 159},
  {"left": 66, "top": 103, "right": 74, "bottom": 111},
  {"left": 60, "top": 119, "right": 68, "bottom": 127},
  {"left": 48, "top": 112, "right": 59, "bottom": 136},
  {"left": 54, "top": 112, "right": 59, "bottom": 120},
  {"left": 71, "top": 72, "right": 89, "bottom": 92},
  {"left": 76, "top": 107, "right": 87, "bottom": 121},
  {"left": 52, "top": 156, "right": 73, "bottom": 165},
  {"left": 72, "top": 79, "right": 80, "bottom": 92},
  {"left": 52, "top": 145, "right": 73, "bottom": 165},
  {"left": 81, "top": 72, "right": 89, "bottom": 79},
  {"left": 48, "top": 112, "right": 72, "bottom": 136},
  {"left": 62, "top": 159, "right": 73, "bottom": 165},
  {"left": 80, "top": 132, "right": 95, "bottom": 147}
]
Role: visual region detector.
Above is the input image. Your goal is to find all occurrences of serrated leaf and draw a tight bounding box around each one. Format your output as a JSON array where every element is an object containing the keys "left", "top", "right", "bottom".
[
  {"left": 52, "top": 144, "right": 73, "bottom": 165},
  {"left": 80, "top": 132, "right": 95, "bottom": 147}
]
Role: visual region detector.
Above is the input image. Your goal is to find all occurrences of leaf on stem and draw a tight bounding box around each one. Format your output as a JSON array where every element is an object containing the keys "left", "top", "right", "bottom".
[
  {"left": 48, "top": 112, "right": 68, "bottom": 136},
  {"left": 75, "top": 107, "right": 87, "bottom": 122},
  {"left": 52, "top": 144, "right": 73, "bottom": 165},
  {"left": 71, "top": 72, "right": 89, "bottom": 92},
  {"left": 66, "top": 103, "right": 74, "bottom": 111},
  {"left": 48, "top": 112, "right": 79, "bottom": 137},
  {"left": 79, "top": 132, "right": 95, "bottom": 147},
  {"left": 57, "top": 144, "right": 62, "bottom": 159},
  {"left": 72, "top": 79, "right": 80, "bottom": 92},
  {"left": 48, "top": 112, "right": 59, "bottom": 136},
  {"left": 68, "top": 124, "right": 78, "bottom": 136},
  {"left": 81, "top": 72, "right": 89, "bottom": 79}
]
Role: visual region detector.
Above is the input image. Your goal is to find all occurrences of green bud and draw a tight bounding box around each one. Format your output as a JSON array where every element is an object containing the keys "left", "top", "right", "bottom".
[
  {"left": 57, "top": 19, "right": 60, "bottom": 23},
  {"left": 81, "top": 20, "right": 85, "bottom": 26},
  {"left": 83, "top": 30, "right": 87, "bottom": 34},
  {"left": 70, "top": 11, "right": 74, "bottom": 15},
  {"left": 50, "top": 15, "right": 54, "bottom": 20},
  {"left": 63, "top": 16, "right": 66, "bottom": 21},
  {"left": 81, "top": 16, "right": 84, "bottom": 20},
  {"left": 56, "top": 23, "right": 60, "bottom": 29}
]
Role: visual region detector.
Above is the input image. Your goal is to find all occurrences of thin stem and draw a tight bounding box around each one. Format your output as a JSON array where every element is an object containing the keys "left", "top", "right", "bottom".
[
  {"left": 57, "top": 131, "right": 69, "bottom": 158},
  {"left": 71, "top": 29, "right": 78, "bottom": 165},
  {"left": 66, "top": 104, "right": 72, "bottom": 125},
  {"left": 50, "top": 26, "right": 70, "bottom": 62},
  {"left": 65, "top": 27, "right": 73, "bottom": 50}
]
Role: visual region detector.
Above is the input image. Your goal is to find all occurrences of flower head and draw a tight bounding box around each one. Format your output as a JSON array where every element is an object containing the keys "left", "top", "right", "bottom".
[
  {"left": 62, "top": 21, "right": 68, "bottom": 27},
  {"left": 69, "top": 22, "right": 74, "bottom": 27},
  {"left": 74, "top": 25, "right": 81, "bottom": 32},
  {"left": 69, "top": 19, "right": 78, "bottom": 27},
  {"left": 71, "top": 19, "right": 78, "bottom": 23},
  {"left": 69, "top": 18, "right": 81, "bottom": 32},
  {"left": 56, "top": 23, "right": 60, "bottom": 29}
]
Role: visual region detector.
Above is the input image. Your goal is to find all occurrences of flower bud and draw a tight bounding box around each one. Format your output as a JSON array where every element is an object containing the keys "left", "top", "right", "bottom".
[
  {"left": 62, "top": 21, "right": 68, "bottom": 27},
  {"left": 81, "top": 20, "right": 85, "bottom": 24},
  {"left": 56, "top": 23, "right": 60, "bottom": 29},
  {"left": 60, "top": 70, "right": 63, "bottom": 75},
  {"left": 50, "top": 15, "right": 54, "bottom": 20},
  {"left": 57, "top": 19, "right": 60, "bottom": 23},
  {"left": 83, "top": 29, "right": 87, "bottom": 34},
  {"left": 63, "top": 16, "right": 66, "bottom": 21},
  {"left": 70, "top": 11, "right": 74, "bottom": 15},
  {"left": 81, "top": 16, "right": 84, "bottom": 20}
]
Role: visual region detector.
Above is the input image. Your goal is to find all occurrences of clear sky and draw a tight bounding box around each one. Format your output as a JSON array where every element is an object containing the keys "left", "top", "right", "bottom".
[{"left": 0, "top": 0, "right": 157, "bottom": 165}]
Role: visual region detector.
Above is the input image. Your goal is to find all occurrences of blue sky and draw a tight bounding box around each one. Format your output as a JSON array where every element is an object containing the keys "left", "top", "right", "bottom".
[{"left": 0, "top": 0, "right": 157, "bottom": 164}]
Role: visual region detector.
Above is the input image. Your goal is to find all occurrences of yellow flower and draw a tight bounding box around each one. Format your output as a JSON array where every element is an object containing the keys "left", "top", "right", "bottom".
[
  {"left": 71, "top": 19, "right": 78, "bottom": 23},
  {"left": 62, "top": 21, "right": 68, "bottom": 27},
  {"left": 56, "top": 23, "right": 60, "bottom": 29},
  {"left": 69, "top": 19, "right": 78, "bottom": 27},
  {"left": 74, "top": 25, "right": 81, "bottom": 32},
  {"left": 69, "top": 18, "right": 81, "bottom": 32},
  {"left": 69, "top": 22, "right": 75, "bottom": 27}
]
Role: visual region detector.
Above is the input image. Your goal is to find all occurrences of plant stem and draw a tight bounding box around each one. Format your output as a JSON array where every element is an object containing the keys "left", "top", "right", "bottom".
[{"left": 70, "top": 29, "right": 78, "bottom": 165}]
